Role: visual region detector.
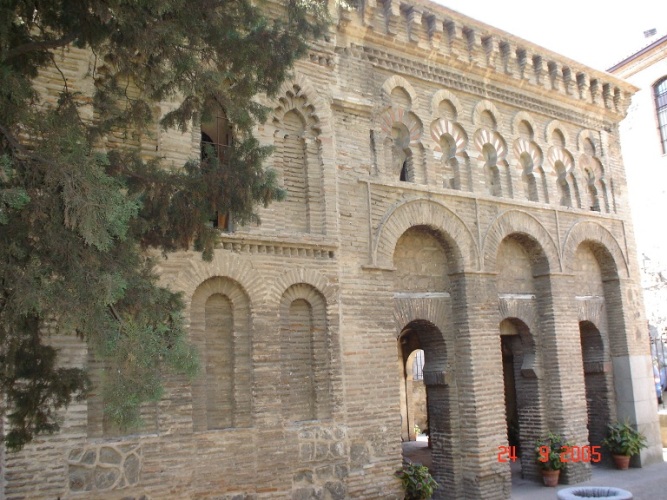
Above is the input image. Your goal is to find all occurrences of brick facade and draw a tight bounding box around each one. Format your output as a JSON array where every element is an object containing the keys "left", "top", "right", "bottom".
[{"left": 1, "top": 1, "right": 662, "bottom": 499}]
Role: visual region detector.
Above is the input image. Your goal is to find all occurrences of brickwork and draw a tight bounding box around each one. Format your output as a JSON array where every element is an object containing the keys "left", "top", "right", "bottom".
[{"left": 1, "top": 1, "right": 662, "bottom": 499}]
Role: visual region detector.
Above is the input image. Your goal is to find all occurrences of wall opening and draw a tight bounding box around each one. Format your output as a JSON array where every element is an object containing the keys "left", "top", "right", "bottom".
[
  {"left": 579, "top": 320, "right": 612, "bottom": 452},
  {"left": 201, "top": 109, "right": 233, "bottom": 231},
  {"left": 499, "top": 318, "right": 544, "bottom": 480},
  {"left": 400, "top": 346, "right": 428, "bottom": 442},
  {"left": 397, "top": 320, "right": 453, "bottom": 495},
  {"left": 483, "top": 143, "right": 502, "bottom": 197},
  {"left": 572, "top": 241, "right": 621, "bottom": 464},
  {"left": 501, "top": 335, "right": 520, "bottom": 453}
]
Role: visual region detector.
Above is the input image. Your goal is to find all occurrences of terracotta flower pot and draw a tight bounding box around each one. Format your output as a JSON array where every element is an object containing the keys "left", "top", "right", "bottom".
[
  {"left": 612, "top": 454, "right": 631, "bottom": 470},
  {"left": 541, "top": 469, "right": 560, "bottom": 487}
]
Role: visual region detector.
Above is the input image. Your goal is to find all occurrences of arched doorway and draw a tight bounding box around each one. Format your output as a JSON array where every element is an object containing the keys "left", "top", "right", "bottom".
[
  {"left": 397, "top": 319, "right": 454, "bottom": 497},
  {"left": 494, "top": 232, "right": 551, "bottom": 482},
  {"left": 580, "top": 320, "right": 613, "bottom": 451},
  {"left": 391, "top": 224, "right": 463, "bottom": 497},
  {"left": 499, "top": 318, "right": 543, "bottom": 480},
  {"left": 571, "top": 241, "right": 619, "bottom": 457},
  {"left": 399, "top": 344, "right": 427, "bottom": 443}
]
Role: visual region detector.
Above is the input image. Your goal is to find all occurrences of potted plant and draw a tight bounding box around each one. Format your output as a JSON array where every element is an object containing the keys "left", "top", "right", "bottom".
[
  {"left": 602, "top": 421, "right": 648, "bottom": 469},
  {"left": 395, "top": 460, "right": 439, "bottom": 499},
  {"left": 535, "top": 432, "right": 570, "bottom": 487}
]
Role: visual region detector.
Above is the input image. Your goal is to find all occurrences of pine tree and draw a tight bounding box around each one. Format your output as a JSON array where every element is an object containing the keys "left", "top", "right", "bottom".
[{"left": 0, "top": 0, "right": 329, "bottom": 450}]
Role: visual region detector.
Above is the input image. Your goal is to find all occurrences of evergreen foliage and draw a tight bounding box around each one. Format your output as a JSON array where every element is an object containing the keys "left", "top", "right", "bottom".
[{"left": 0, "top": 0, "right": 330, "bottom": 449}]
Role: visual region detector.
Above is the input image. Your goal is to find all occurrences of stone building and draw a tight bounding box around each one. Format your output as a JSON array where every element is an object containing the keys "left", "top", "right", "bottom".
[
  {"left": 609, "top": 34, "right": 667, "bottom": 359},
  {"left": 1, "top": 1, "right": 663, "bottom": 499}
]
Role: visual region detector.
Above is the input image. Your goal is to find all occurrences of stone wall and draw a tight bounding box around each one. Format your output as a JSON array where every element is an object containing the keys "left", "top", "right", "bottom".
[{"left": 1, "top": 0, "right": 661, "bottom": 499}]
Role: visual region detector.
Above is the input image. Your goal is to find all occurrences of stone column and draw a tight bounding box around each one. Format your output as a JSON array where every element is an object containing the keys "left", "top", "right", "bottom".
[
  {"left": 449, "top": 271, "right": 511, "bottom": 500},
  {"left": 536, "top": 272, "right": 592, "bottom": 483},
  {"left": 605, "top": 276, "right": 663, "bottom": 466}
]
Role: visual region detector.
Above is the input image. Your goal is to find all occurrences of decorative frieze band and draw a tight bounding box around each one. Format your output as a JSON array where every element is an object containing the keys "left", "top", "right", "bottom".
[
  {"left": 336, "top": 1, "right": 635, "bottom": 121},
  {"left": 218, "top": 235, "right": 337, "bottom": 259},
  {"left": 342, "top": 44, "right": 617, "bottom": 131}
]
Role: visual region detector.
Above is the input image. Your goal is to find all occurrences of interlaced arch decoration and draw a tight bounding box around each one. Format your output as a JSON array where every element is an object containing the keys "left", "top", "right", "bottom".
[
  {"left": 272, "top": 83, "right": 321, "bottom": 136},
  {"left": 472, "top": 100, "right": 503, "bottom": 130},
  {"left": 513, "top": 138, "right": 543, "bottom": 166},
  {"left": 579, "top": 154, "right": 609, "bottom": 212},
  {"left": 577, "top": 129, "right": 601, "bottom": 156},
  {"left": 431, "top": 119, "right": 468, "bottom": 154},
  {"left": 271, "top": 78, "right": 327, "bottom": 233},
  {"left": 377, "top": 106, "right": 424, "bottom": 182},
  {"left": 430, "top": 89, "right": 462, "bottom": 117},
  {"left": 379, "top": 107, "right": 423, "bottom": 145},
  {"left": 511, "top": 111, "right": 537, "bottom": 138},
  {"left": 482, "top": 209, "right": 561, "bottom": 274},
  {"left": 545, "top": 119, "right": 571, "bottom": 149},
  {"left": 547, "top": 146, "right": 581, "bottom": 208},
  {"left": 474, "top": 129, "right": 508, "bottom": 159},
  {"left": 381, "top": 75, "right": 418, "bottom": 109},
  {"left": 546, "top": 146, "right": 574, "bottom": 174},
  {"left": 514, "top": 138, "right": 546, "bottom": 202},
  {"left": 575, "top": 130, "right": 611, "bottom": 213},
  {"left": 475, "top": 128, "right": 509, "bottom": 197},
  {"left": 273, "top": 73, "right": 329, "bottom": 130},
  {"left": 372, "top": 198, "right": 478, "bottom": 271}
]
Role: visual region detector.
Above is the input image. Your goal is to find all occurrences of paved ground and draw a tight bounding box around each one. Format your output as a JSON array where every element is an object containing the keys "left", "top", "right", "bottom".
[
  {"left": 511, "top": 458, "right": 667, "bottom": 499},
  {"left": 402, "top": 440, "right": 667, "bottom": 499}
]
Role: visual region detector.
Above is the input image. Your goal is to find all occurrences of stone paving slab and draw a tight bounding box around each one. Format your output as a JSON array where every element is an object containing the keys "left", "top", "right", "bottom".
[{"left": 511, "top": 460, "right": 667, "bottom": 499}]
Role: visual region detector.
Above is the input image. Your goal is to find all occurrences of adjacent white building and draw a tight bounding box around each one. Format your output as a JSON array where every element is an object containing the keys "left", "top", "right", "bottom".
[{"left": 610, "top": 34, "right": 667, "bottom": 341}]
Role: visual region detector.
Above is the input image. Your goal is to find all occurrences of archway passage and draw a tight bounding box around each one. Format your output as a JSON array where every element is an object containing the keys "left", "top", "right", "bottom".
[
  {"left": 499, "top": 318, "right": 543, "bottom": 480},
  {"left": 580, "top": 320, "right": 613, "bottom": 452},
  {"left": 501, "top": 336, "right": 520, "bottom": 452},
  {"left": 397, "top": 320, "right": 454, "bottom": 496},
  {"left": 570, "top": 240, "right": 619, "bottom": 458},
  {"left": 403, "top": 348, "right": 427, "bottom": 442}
]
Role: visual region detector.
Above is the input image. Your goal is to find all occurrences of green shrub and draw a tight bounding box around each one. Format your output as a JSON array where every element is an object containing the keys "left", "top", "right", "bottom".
[
  {"left": 602, "top": 421, "right": 647, "bottom": 457},
  {"left": 535, "top": 432, "right": 571, "bottom": 471},
  {"left": 395, "top": 461, "right": 439, "bottom": 500}
]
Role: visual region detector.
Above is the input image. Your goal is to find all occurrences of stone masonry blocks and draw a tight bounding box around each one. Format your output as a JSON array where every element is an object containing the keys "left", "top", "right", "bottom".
[{"left": 2, "top": 0, "right": 659, "bottom": 499}]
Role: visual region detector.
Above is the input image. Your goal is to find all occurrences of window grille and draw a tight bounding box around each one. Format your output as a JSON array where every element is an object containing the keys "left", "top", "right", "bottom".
[
  {"left": 655, "top": 77, "right": 667, "bottom": 154},
  {"left": 412, "top": 349, "right": 425, "bottom": 380}
]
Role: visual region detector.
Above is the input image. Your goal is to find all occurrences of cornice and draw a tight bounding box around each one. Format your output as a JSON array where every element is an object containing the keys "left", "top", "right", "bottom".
[
  {"left": 607, "top": 35, "right": 667, "bottom": 78},
  {"left": 217, "top": 233, "right": 338, "bottom": 259},
  {"left": 608, "top": 38, "right": 667, "bottom": 79},
  {"left": 334, "top": 0, "right": 638, "bottom": 123},
  {"left": 337, "top": 42, "right": 617, "bottom": 130}
]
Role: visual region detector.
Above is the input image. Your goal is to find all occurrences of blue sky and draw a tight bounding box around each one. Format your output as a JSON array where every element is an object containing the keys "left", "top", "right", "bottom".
[{"left": 435, "top": 0, "right": 667, "bottom": 71}]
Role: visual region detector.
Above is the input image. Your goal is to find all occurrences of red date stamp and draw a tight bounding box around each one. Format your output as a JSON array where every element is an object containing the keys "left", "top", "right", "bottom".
[
  {"left": 498, "top": 445, "right": 602, "bottom": 463},
  {"left": 497, "top": 445, "right": 518, "bottom": 462}
]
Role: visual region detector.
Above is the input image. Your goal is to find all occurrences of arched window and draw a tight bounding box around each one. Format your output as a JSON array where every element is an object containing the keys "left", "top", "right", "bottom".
[
  {"left": 554, "top": 160, "right": 572, "bottom": 208},
  {"left": 201, "top": 109, "right": 233, "bottom": 231},
  {"left": 655, "top": 77, "right": 667, "bottom": 154},
  {"left": 483, "top": 143, "right": 501, "bottom": 197},
  {"left": 520, "top": 152, "right": 538, "bottom": 202},
  {"left": 392, "top": 124, "right": 413, "bottom": 183}
]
